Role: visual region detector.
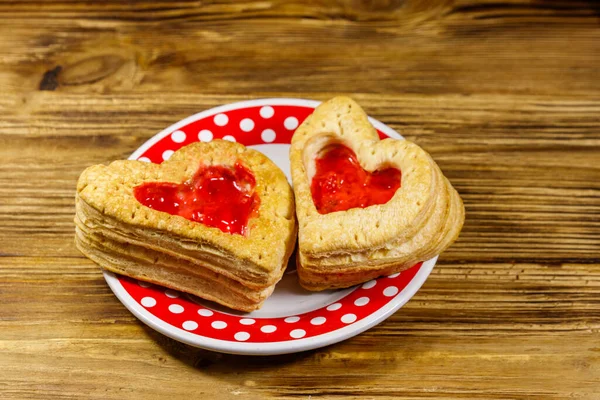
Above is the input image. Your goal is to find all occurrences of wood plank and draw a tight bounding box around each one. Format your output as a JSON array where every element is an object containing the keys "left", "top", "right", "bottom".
[
  {"left": 1, "top": 93, "right": 598, "bottom": 262},
  {"left": 0, "top": 1, "right": 598, "bottom": 95},
  {"left": 1, "top": 0, "right": 599, "bottom": 398},
  {"left": 1, "top": 334, "right": 599, "bottom": 399},
  {"left": 2, "top": 257, "right": 600, "bottom": 335},
  {"left": 1, "top": 257, "right": 599, "bottom": 399}
]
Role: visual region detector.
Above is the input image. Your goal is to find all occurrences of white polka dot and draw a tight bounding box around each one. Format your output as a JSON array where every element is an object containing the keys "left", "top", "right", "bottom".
[
  {"left": 239, "top": 318, "right": 255, "bottom": 326},
  {"left": 354, "top": 297, "right": 370, "bottom": 307},
  {"left": 240, "top": 118, "right": 255, "bottom": 132},
  {"left": 259, "top": 106, "right": 274, "bottom": 119},
  {"left": 362, "top": 280, "right": 377, "bottom": 289},
  {"left": 341, "top": 313, "right": 357, "bottom": 324},
  {"left": 234, "top": 331, "right": 250, "bottom": 341},
  {"left": 197, "top": 309, "right": 213, "bottom": 317},
  {"left": 211, "top": 321, "right": 227, "bottom": 329},
  {"left": 310, "top": 317, "right": 326, "bottom": 326},
  {"left": 171, "top": 130, "right": 186, "bottom": 143},
  {"left": 260, "top": 325, "right": 277, "bottom": 333},
  {"left": 165, "top": 289, "right": 179, "bottom": 298},
  {"left": 383, "top": 286, "right": 399, "bottom": 297},
  {"left": 162, "top": 150, "right": 174, "bottom": 161},
  {"left": 198, "top": 129, "right": 213, "bottom": 142},
  {"left": 141, "top": 297, "right": 156, "bottom": 308},
  {"left": 222, "top": 135, "right": 236, "bottom": 142},
  {"left": 326, "top": 303, "right": 342, "bottom": 311},
  {"left": 138, "top": 280, "right": 151, "bottom": 288},
  {"left": 168, "top": 304, "right": 184, "bottom": 314},
  {"left": 290, "top": 329, "right": 306, "bottom": 339},
  {"left": 182, "top": 321, "right": 198, "bottom": 331},
  {"left": 284, "top": 116, "right": 299, "bottom": 130},
  {"left": 284, "top": 316, "right": 300, "bottom": 323},
  {"left": 261, "top": 129, "right": 276, "bottom": 143},
  {"left": 214, "top": 113, "right": 228, "bottom": 126},
  {"left": 388, "top": 272, "right": 401, "bottom": 278},
  {"left": 137, "top": 157, "right": 151, "bottom": 163}
]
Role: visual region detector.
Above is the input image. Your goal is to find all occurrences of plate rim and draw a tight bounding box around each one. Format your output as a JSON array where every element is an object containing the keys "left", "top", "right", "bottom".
[
  {"left": 129, "top": 97, "right": 402, "bottom": 161},
  {"left": 104, "top": 97, "right": 437, "bottom": 355},
  {"left": 104, "top": 257, "right": 436, "bottom": 356}
]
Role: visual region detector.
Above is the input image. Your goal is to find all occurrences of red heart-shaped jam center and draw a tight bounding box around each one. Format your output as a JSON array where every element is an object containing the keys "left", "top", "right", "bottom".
[
  {"left": 310, "top": 144, "right": 401, "bottom": 214},
  {"left": 133, "top": 162, "right": 260, "bottom": 235}
]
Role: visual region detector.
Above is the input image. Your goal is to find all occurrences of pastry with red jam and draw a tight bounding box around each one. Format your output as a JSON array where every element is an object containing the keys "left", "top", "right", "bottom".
[
  {"left": 75, "top": 140, "right": 296, "bottom": 311},
  {"left": 290, "top": 97, "right": 465, "bottom": 290}
]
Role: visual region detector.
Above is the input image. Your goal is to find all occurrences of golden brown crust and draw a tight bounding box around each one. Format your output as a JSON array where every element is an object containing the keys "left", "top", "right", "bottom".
[
  {"left": 75, "top": 214, "right": 274, "bottom": 301},
  {"left": 75, "top": 231, "right": 272, "bottom": 312},
  {"left": 291, "top": 97, "right": 437, "bottom": 256},
  {"left": 297, "top": 259, "right": 415, "bottom": 292},
  {"left": 291, "top": 97, "right": 465, "bottom": 290},
  {"left": 78, "top": 140, "right": 296, "bottom": 274},
  {"left": 75, "top": 196, "right": 283, "bottom": 288},
  {"left": 75, "top": 140, "right": 297, "bottom": 311}
]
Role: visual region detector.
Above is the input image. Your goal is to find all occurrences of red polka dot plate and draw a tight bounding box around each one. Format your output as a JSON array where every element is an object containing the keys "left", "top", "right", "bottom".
[{"left": 103, "top": 98, "right": 438, "bottom": 355}]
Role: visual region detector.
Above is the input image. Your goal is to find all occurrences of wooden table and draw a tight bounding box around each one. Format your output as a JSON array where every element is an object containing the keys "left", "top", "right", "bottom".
[{"left": 1, "top": 1, "right": 599, "bottom": 398}]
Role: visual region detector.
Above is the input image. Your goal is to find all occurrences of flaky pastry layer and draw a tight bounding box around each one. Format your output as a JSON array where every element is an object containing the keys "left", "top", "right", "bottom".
[
  {"left": 75, "top": 230, "right": 273, "bottom": 312},
  {"left": 291, "top": 97, "right": 465, "bottom": 291},
  {"left": 76, "top": 196, "right": 284, "bottom": 289},
  {"left": 75, "top": 140, "right": 297, "bottom": 310},
  {"left": 77, "top": 140, "right": 296, "bottom": 277}
]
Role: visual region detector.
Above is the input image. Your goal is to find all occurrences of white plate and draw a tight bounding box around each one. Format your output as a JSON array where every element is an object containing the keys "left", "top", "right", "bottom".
[{"left": 103, "top": 98, "right": 437, "bottom": 355}]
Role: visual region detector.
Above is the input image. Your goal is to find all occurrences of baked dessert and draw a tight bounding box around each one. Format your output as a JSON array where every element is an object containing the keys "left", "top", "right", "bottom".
[
  {"left": 290, "top": 97, "right": 464, "bottom": 290},
  {"left": 75, "top": 140, "right": 297, "bottom": 311}
]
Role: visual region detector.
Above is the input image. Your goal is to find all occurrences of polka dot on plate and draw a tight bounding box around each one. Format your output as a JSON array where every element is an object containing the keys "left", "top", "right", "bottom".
[
  {"left": 171, "top": 130, "right": 186, "bottom": 143},
  {"left": 197, "top": 309, "right": 213, "bottom": 317},
  {"left": 140, "top": 297, "right": 156, "bottom": 308},
  {"left": 284, "top": 116, "right": 299, "bottom": 130},
  {"left": 310, "top": 317, "right": 326, "bottom": 326},
  {"left": 354, "top": 297, "right": 370, "bottom": 306},
  {"left": 162, "top": 150, "right": 174, "bottom": 161},
  {"left": 239, "top": 318, "right": 255, "bottom": 326},
  {"left": 326, "top": 303, "right": 342, "bottom": 311},
  {"left": 138, "top": 280, "right": 151, "bottom": 288},
  {"left": 290, "top": 329, "right": 306, "bottom": 339},
  {"left": 388, "top": 272, "right": 401, "bottom": 278},
  {"left": 341, "top": 313, "right": 357, "bottom": 324},
  {"left": 165, "top": 289, "right": 179, "bottom": 299},
  {"left": 260, "top": 325, "right": 277, "bottom": 333},
  {"left": 261, "top": 129, "right": 276, "bottom": 143},
  {"left": 214, "top": 113, "right": 228, "bottom": 126},
  {"left": 211, "top": 321, "right": 227, "bottom": 330},
  {"left": 383, "top": 286, "right": 399, "bottom": 297},
  {"left": 234, "top": 332, "right": 250, "bottom": 342},
  {"left": 260, "top": 106, "right": 274, "bottom": 119},
  {"left": 222, "top": 135, "right": 236, "bottom": 142},
  {"left": 168, "top": 304, "right": 184, "bottom": 314},
  {"left": 198, "top": 129, "right": 213, "bottom": 142},
  {"left": 137, "top": 157, "right": 151, "bottom": 163},
  {"left": 182, "top": 321, "right": 198, "bottom": 331},
  {"left": 362, "top": 280, "right": 377, "bottom": 289},
  {"left": 240, "top": 118, "right": 255, "bottom": 132},
  {"left": 284, "top": 316, "right": 300, "bottom": 323}
]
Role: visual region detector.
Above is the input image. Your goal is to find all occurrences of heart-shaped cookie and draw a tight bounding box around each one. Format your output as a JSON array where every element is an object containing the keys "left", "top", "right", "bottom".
[
  {"left": 290, "top": 97, "right": 464, "bottom": 290},
  {"left": 75, "top": 140, "right": 296, "bottom": 311}
]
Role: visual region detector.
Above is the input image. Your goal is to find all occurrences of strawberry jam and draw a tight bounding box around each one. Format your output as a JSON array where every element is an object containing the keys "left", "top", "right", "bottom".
[
  {"left": 133, "top": 162, "right": 259, "bottom": 235},
  {"left": 310, "top": 144, "right": 401, "bottom": 214}
]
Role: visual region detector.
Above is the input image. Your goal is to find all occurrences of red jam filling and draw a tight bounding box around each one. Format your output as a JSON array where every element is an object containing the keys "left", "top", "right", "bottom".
[
  {"left": 133, "top": 162, "right": 260, "bottom": 235},
  {"left": 310, "top": 144, "right": 401, "bottom": 214}
]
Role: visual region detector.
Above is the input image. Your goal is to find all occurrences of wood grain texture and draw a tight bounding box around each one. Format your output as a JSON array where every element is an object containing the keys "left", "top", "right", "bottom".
[{"left": 1, "top": 0, "right": 599, "bottom": 399}]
